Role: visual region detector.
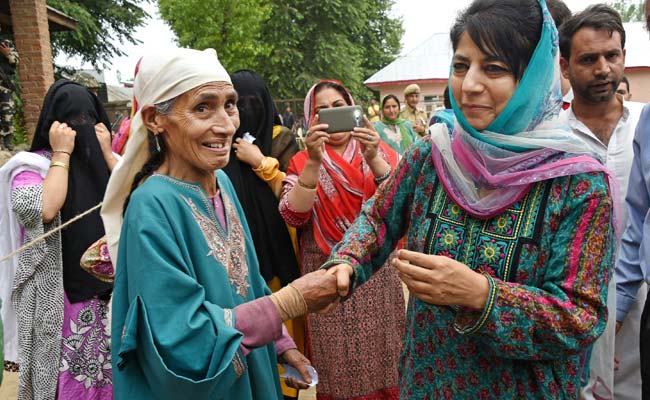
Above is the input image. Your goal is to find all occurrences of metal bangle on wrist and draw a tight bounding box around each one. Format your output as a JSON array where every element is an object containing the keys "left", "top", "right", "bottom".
[
  {"left": 297, "top": 177, "right": 317, "bottom": 190},
  {"left": 50, "top": 161, "right": 69, "bottom": 171},
  {"left": 373, "top": 166, "right": 392, "bottom": 185}
]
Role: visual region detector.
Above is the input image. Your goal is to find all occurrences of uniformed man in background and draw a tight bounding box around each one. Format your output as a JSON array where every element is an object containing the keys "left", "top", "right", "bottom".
[
  {"left": 400, "top": 83, "right": 429, "bottom": 137},
  {"left": 71, "top": 71, "right": 101, "bottom": 96}
]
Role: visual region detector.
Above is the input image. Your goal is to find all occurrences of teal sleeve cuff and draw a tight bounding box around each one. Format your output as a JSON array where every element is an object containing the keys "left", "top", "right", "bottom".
[{"left": 453, "top": 274, "right": 498, "bottom": 335}]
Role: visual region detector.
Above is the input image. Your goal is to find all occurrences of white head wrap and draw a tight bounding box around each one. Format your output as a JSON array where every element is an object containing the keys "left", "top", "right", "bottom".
[{"left": 101, "top": 48, "right": 231, "bottom": 264}]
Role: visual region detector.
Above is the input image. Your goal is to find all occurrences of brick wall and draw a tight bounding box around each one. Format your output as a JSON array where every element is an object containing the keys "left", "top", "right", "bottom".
[{"left": 10, "top": 0, "right": 54, "bottom": 140}]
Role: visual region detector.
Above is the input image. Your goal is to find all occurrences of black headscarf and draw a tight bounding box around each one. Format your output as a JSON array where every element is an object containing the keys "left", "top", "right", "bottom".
[
  {"left": 31, "top": 79, "right": 113, "bottom": 302},
  {"left": 223, "top": 70, "right": 300, "bottom": 285}
]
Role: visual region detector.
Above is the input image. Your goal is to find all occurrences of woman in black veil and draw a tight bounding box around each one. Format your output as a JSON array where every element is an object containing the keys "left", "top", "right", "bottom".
[{"left": 2, "top": 79, "right": 116, "bottom": 399}]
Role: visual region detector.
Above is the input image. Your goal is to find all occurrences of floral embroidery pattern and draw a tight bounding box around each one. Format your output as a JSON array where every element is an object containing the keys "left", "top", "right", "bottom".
[
  {"left": 224, "top": 309, "right": 233, "bottom": 327},
  {"left": 440, "top": 202, "right": 466, "bottom": 224},
  {"left": 182, "top": 195, "right": 250, "bottom": 298},
  {"left": 222, "top": 308, "right": 246, "bottom": 377},
  {"left": 383, "top": 125, "right": 402, "bottom": 146},
  {"left": 79, "top": 238, "right": 114, "bottom": 283},
  {"left": 232, "top": 352, "right": 245, "bottom": 377},
  {"left": 59, "top": 300, "right": 112, "bottom": 389},
  {"left": 319, "top": 165, "right": 338, "bottom": 197}
]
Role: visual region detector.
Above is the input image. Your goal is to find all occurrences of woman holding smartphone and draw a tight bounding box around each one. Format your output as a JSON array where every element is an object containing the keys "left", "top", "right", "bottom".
[{"left": 279, "top": 80, "right": 404, "bottom": 399}]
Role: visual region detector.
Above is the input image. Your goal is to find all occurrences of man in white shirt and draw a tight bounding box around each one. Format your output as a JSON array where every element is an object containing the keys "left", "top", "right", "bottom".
[{"left": 560, "top": 5, "right": 645, "bottom": 400}]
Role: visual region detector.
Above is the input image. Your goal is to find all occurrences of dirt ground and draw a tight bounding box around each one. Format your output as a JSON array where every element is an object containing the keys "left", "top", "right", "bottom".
[{"left": 0, "top": 371, "right": 18, "bottom": 400}]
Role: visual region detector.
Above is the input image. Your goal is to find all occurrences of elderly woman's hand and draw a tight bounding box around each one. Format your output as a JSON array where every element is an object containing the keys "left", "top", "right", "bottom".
[
  {"left": 352, "top": 116, "right": 381, "bottom": 162},
  {"left": 279, "top": 349, "right": 313, "bottom": 390},
  {"left": 393, "top": 249, "right": 490, "bottom": 310},
  {"left": 305, "top": 115, "right": 329, "bottom": 163},
  {"left": 232, "top": 138, "right": 264, "bottom": 168},
  {"left": 291, "top": 269, "right": 339, "bottom": 313}
]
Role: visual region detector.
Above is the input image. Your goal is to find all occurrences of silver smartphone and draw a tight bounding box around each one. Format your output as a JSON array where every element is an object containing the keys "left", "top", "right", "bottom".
[{"left": 318, "top": 105, "right": 364, "bottom": 134}]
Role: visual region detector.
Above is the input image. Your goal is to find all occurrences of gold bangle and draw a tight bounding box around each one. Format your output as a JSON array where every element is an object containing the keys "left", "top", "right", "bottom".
[
  {"left": 297, "top": 177, "right": 317, "bottom": 190},
  {"left": 50, "top": 161, "right": 69, "bottom": 171}
]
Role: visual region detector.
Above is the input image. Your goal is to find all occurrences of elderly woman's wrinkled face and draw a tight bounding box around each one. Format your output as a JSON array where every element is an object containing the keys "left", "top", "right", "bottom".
[
  {"left": 450, "top": 32, "right": 516, "bottom": 131},
  {"left": 160, "top": 82, "right": 239, "bottom": 174}
]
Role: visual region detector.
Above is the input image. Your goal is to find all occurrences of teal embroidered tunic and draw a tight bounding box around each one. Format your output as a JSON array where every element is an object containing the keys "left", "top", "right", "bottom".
[
  {"left": 111, "top": 171, "right": 283, "bottom": 399},
  {"left": 325, "top": 137, "right": 615, "bottom": 399}
]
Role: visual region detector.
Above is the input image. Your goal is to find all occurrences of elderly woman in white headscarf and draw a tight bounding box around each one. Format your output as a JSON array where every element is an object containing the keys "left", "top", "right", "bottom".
[{"left": 101, "top": 48, "right": 338, "bottom": 399}]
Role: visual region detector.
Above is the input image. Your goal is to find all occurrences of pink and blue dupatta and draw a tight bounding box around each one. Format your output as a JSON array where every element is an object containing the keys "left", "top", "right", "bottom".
[{"left": 429, "top": 0, "right": 620, "bottom": 234}]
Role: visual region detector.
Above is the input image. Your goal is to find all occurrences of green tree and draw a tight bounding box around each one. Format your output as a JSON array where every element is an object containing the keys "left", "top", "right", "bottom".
[
  {"left": 158, "top": 0, "right": 271, "bottom": 71},
  {"left": 257, "top": 0, "right": 403, "bottom": 102},
  {"left": 358, "top": 0, "right": 403, "bottom": 97},
  {"left": 46, "top": 0, "right": 149, "bottom": 67},
  {"left": 610, "top": 0, "right": 644, "bottom": 22},
  {"left": 157, "top": 0, "right": 402, "bottom": 102}
]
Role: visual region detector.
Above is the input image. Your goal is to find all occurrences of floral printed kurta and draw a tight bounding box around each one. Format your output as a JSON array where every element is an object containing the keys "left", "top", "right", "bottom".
[{"left": 324, "top": 136, "right": 614, "bottom": 399}]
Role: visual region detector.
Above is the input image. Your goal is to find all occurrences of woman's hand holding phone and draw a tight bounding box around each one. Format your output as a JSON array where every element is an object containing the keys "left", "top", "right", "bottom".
[
  {"left": 306, "top": 115, "right": 330, "bottom": 163},
  {"left": 352, "top": 116, "right": 380, "bottom": 163}
]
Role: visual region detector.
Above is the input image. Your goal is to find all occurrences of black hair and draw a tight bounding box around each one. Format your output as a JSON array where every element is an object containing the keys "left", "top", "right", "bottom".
[
  {"left": 559, "top": 4, "right": 625, "bottom": 60},
  {"left": 443, "top": 86, "right": 451, "bottom": 109},
  {"left": 122, "top": 98, "right": 175, "bottom": 214},
  {"left": 450, "top": 0, "right": 542, "bottom": 82},
  {"left": 621, "top": 75, "right": 630, "bottom": 92},
  {"left": 546, "top": 0, "right": 571, "bottom": 30},
  {"left": 381, "top": 94, "right": 400, "bottom": 109},
  {"left": 313, "top": 81, "right": 352, "bottom": 106}
]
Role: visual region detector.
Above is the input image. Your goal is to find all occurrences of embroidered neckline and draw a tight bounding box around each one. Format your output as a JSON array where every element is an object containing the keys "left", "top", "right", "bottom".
[
  {"left": 160, "top": 174, "right": 249, "bottom": 298},
  {"left": 152, "top": 174, "right": 228, "bottom": 235}
]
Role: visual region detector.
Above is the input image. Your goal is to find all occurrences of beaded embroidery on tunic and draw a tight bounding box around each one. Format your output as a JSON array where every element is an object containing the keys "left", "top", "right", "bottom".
[
  {"left": 182, "top": 194, "right": 250, "bottom": 298},
  {"left": 223, "top": 308, "right": 245, "bottom": 377}
]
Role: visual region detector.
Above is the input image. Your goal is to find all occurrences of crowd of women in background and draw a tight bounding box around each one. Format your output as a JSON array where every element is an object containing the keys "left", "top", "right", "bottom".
[{"left": 1, "top": 0, "right": 649, "bottom": 399}]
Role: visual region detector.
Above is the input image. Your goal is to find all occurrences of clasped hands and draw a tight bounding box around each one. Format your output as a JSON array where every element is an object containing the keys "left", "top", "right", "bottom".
[
  {"left": 287, "top": 251, "right": 490, "bottom": 389},
  {"left": 320, "top": 250, "right": 490, "bottom": 311}
]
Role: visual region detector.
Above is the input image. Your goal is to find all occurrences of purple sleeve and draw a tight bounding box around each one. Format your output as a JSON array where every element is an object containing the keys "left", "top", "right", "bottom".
[
  {"left": 11, "top": 171, "right": 43, "bottom": 190},
  {"left": 274, "top": 324, "right": 297, "bottom": 356},
  {"left": 233, "top": 296, "right": 283, "bottom": 356}
]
